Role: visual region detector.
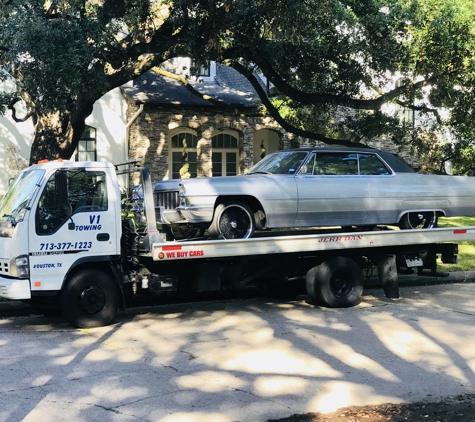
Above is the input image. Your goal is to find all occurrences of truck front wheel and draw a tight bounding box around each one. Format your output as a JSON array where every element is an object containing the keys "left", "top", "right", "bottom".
[
  {"left": 306, "top": 257, "right": 364, "bottom": 307},
  {"left": 60, "top": 269, "right": 119, "bottom": 328}
]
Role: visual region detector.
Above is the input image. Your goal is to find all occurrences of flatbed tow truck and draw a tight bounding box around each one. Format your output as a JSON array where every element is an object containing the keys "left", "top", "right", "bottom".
[{"left": 0, "top": 159, "right": 470, "bottom": 327}]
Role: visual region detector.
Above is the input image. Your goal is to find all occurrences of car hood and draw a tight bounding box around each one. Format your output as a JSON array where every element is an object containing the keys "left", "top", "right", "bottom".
[{"left": 153, "top": 174, "right": 294, "bottom": 197}]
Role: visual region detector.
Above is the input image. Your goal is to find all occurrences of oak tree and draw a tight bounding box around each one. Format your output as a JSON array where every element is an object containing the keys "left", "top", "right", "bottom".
[{"left": 1, "top": 0, "right": 474, "bottom": 172}]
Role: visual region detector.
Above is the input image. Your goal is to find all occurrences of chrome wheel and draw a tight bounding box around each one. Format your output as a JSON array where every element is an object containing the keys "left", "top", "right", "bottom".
[
  {"left": 399, "top": 211, "right": 438, "bottom": 229},
  {"left": 208, "top": 202, "right": 255, "bottom": 239}
]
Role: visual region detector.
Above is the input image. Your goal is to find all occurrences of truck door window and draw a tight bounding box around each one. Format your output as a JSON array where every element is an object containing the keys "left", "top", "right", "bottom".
[{"left": 36, "top": 170, "right": 107, "bottom": 235}]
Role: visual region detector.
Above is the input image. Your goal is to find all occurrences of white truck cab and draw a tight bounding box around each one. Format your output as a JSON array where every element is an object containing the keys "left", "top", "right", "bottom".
[{"left": 0, "top": 160, "right": 121, "bottom": 302}]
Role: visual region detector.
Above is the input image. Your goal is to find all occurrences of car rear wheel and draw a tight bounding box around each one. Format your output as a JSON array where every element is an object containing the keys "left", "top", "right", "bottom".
[
  {"left": 208, "top": 202, "right": 255, "bottom": 239},
  {"left": 399, "top": 211, "right": 438, "bottom": 230}
]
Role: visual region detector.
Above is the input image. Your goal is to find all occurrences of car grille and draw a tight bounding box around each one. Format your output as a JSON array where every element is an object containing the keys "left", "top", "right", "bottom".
[
  {"left": 0, "top": 259, "right": 10, "bottom": 275},
  {"left": 154, "top": 191, "right": 179, "bottom": 210}
]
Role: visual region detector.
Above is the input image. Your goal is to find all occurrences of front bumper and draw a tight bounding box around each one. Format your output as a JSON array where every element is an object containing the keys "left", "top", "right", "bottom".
[
  {"left": 0, "top": 276, "right": 31, "bottom": 300},
  {"left": 158, "top": 206, "right": 214, "bottom": 225}
]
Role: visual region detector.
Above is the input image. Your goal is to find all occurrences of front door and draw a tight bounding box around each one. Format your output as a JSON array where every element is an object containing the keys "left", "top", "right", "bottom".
[
  {"left": 29, "top": 168, "right": 118, "bottom": 292},
  {"left": 295, "top": 152, "right": 370, "bottom": 226}
]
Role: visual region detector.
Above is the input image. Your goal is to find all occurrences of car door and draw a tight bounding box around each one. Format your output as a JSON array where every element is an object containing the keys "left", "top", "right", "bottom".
[{"left": 295, "top": 152, "right": 369, "bottom": 226}]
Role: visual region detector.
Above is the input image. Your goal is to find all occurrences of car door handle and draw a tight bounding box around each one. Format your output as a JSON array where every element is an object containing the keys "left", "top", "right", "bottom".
[{"left": 97, "top": 233, "right": 110, "bottom": 241}]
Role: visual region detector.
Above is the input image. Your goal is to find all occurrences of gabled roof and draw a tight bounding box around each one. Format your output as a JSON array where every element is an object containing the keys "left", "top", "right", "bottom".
[{"left": 121, "top": 64, "right": 264, "bottom": 108}]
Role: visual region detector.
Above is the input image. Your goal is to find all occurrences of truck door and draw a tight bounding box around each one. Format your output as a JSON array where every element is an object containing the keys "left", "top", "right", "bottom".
[{"left": 28, "top": 169, "right": 119, "bottom": 293}]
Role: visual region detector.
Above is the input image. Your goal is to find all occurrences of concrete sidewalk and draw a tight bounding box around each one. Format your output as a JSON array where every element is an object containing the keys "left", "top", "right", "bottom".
[{"left": 1, "top": 278, "right": 475, "bottom": 421}]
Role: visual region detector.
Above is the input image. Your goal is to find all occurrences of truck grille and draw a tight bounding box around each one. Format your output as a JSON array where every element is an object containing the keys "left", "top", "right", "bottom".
[
  {"left": 0, "top": 259, "right": 10, "bottom": 275},
  {"left": 154, "top": 191, "right": 179, "bottom": 210}
]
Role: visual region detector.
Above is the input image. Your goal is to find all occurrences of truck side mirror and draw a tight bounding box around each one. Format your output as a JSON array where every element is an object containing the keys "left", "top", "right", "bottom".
[{"left": 55, "top": 170, "right": 72, "bottom": 217}]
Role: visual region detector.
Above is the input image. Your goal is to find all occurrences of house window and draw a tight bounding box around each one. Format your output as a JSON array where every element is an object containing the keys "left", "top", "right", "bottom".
[
  {"left": 77, "top": 126, "right": 97, "bottom": 161},
  {"left": 212, "top": 133, "right": 238, "bottom": 176},
  {"left": 171, "top": 132, "right": 198, "bottom": 179},
  {"left": 395, "top": 79, "right": 415, "bottom": 127},
  {"left": 191, "top": 60, "right": 210, "bottom": 77}
]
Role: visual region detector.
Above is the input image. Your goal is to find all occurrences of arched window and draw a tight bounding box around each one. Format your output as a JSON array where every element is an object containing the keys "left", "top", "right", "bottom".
[
  {"left": 212, "top": 133, "right": 238, "bottom": 176},
  {"left": 171, "top": 132, "right": 198, "bottom": 179},
  {"left": 76, "top": 126, "right": 97, "bottom": 161}
]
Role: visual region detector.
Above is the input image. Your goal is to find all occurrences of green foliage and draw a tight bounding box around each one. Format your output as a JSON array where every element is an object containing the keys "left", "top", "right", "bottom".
[
  {"left": 0, "top": 0, "right": 474, "bottom": 167},
  {"left": 438, "top": 216, "right": 475, "bottom": 272}
]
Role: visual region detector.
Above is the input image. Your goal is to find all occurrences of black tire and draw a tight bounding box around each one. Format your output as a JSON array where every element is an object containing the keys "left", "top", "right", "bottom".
[
  {"left": 258, "top": 279, "right": 303, "bottom": 300},
  {"left": 399, "top": 211, "right": 438, "bottom": 230},
  {"left": 306, "top": 257, "right": 364, "bottom": 307},
  {"left": 60, "top": 269, "right": 120, "bottom": 328},
  {"left": 165, "top": 224, "right": 205, "bottom": 240},
  {"left": 208, "top": 202, "right": 255, "bottom": 239}
]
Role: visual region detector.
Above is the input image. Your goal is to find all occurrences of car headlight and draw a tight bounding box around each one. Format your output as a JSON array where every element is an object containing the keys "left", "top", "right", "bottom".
[
  {"left": 179, "top": 184, "right": 187, "bottom": 206},
  {"left": 10, "top": 255, "right": 29, "bottom": 279}
]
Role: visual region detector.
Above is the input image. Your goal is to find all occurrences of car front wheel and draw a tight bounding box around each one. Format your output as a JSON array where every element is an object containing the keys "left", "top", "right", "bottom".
[
  {"left": 208, "top": 202, "right": 255, "bottom": 239},
  {"left": 399, "top": 211, "right": 438, "bottom": 230}
]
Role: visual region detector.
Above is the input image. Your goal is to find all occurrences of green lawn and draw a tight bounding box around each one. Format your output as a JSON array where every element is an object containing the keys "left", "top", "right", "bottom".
[{"left": 437, "top": 216, "right": 475, "bottom": 272}]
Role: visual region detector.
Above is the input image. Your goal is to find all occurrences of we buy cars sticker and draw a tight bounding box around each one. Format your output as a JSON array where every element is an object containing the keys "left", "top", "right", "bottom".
[{"left": 156, "top": 245, "right": 204, "bottom": 260}]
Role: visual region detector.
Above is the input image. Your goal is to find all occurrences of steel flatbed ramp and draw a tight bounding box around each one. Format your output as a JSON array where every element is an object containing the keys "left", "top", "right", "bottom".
[{"left": 152, "top": 226, "right": 475, "bottom": 261}]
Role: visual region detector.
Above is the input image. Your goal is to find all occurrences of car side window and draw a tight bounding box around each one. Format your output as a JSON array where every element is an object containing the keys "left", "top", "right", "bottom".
[
  {"left": 359, "top": 154, "right": 391, "bottom": 175},
  {"left": 313, "top": 153, "right": 358, "bottom": 175},
  {"left": 36, "top": 170, "right": 107, "bottom": 235}
]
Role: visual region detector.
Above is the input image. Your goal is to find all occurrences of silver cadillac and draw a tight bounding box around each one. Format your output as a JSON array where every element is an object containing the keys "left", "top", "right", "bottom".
[{"left": 153, "top": 147, "right": 475, "bottom": 239}]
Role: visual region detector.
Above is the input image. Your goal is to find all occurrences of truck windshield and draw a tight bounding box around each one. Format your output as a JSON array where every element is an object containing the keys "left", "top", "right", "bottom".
[{"left": 0, "top": 169, "right": 45, "bottom": 225}]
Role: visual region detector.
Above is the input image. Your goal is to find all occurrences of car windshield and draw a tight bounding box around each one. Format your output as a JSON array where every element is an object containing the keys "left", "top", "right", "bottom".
[
  {"left": 0, "top": 169, "right": 45, "bottom": 224},
  {"left": 247, "top": 151, "right": 309, "bottom": 175}
]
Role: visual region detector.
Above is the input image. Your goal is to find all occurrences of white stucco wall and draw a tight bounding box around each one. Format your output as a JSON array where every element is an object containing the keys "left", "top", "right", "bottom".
[{"left": 0, "top": 85, "right": 129, "bottom": 195}]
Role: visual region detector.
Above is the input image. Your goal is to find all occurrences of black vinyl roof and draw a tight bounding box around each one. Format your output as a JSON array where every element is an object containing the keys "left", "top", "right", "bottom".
[{"left": 281, "top": 147, "right": 415, "bottom": 173}]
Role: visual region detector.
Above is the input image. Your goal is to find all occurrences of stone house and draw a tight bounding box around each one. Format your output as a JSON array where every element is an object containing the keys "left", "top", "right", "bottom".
[
  {"left": 0, "top": 58, "right": 422, "bottom": 194},
  {"left": 121, "top": 59, "right": 305, "bottom": 185}
]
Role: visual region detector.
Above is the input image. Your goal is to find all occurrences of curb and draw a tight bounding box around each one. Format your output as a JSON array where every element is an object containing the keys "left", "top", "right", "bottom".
[{"left": 2, "top": 271, "right": 475, "bottom": 315}]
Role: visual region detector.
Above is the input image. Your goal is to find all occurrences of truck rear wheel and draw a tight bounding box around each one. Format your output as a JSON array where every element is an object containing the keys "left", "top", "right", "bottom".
[
  {"left": 60, "top": 269, "right": 119, "bottom": 328},
  {"left": 306, "top": 257, "right": 364, "bottom": 307}
]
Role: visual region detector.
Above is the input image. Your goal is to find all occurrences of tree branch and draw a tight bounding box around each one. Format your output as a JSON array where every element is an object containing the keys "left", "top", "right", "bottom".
[
  {"left": 227, "top": 60, "right": 367, "bottom": 147},
  {"left": 9, "top": 97, "right": 35, "bottom": 123},
  {"left": 395, "top": 100, "right": 443, "bottom": 124},
  {"left": 250, "top": 51, "right": 455, "bottom": 111}
]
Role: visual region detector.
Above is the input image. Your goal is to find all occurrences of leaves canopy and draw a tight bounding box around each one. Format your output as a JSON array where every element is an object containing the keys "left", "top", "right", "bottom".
[{"left": 1, "top": 0, "right": 474, "bottom": 172}]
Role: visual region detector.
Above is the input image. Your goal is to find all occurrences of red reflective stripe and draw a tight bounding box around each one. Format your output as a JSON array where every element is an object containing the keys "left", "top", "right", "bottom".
[
  {"left": 454, "top": 229, "right": 467, "bottom": 234},
  {"left": 162, "top": 246, "right": 182, "bottom": 251}
]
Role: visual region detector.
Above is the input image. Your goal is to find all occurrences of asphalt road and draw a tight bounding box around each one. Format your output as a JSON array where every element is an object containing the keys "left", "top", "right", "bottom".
[{"left": 1, "top": 277, "right": 475, "bottom": 422}]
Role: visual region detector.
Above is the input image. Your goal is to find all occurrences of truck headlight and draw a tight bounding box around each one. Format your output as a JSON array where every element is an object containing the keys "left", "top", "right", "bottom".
[{"left": 10, "top": 255, "right": 29, "bottom": 279}]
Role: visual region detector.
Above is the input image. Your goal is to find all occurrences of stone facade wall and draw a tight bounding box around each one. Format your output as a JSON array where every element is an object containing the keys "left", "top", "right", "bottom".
[
  {"left": 127, "top": 101, "right": 300, "bottom": 184},
  {"left": 126, "top": 100, "right": 420, "bottom": 185}
]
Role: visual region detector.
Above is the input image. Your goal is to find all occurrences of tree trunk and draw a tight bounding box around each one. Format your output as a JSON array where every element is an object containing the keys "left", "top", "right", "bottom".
[{"left": 29, "top": 101, "right": 94, "bottom": 165}]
